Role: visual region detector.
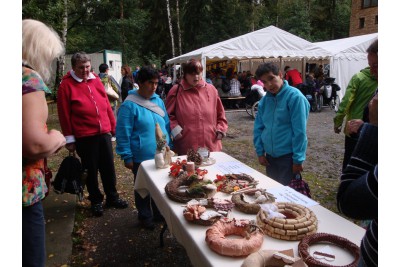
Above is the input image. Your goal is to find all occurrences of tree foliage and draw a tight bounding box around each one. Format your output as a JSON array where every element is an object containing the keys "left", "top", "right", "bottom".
[{"left": 22, "top": 0, "right": 351, "bottom": 67}]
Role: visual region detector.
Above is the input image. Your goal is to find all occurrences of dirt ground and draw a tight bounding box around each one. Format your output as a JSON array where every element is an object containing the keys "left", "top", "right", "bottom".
[{"left": 47, "top": 106, "right": 346, "bottom": 267}]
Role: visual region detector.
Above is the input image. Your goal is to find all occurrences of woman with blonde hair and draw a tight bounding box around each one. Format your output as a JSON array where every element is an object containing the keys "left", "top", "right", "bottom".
[{"left": 22, "top": 19, "right": 66, "bottom": 266}]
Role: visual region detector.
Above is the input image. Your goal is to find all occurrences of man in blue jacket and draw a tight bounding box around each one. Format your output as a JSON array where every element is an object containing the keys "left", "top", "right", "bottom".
[{"left": 253, "top": 63, "right": 310, "bottom": 185}]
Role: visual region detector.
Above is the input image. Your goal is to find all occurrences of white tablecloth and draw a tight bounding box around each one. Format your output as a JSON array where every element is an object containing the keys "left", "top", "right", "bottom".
[{"left": 135, "top": 152, "right": 365, "bottom": 267}]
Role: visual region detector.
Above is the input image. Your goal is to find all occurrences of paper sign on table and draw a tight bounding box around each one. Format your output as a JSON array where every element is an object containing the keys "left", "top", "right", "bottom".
[
  {"left": 267, "top": 186, "right": 319, "bottom": 207},
  {"left": 213, "top": 161, "right": 254, "bottom": 175}
]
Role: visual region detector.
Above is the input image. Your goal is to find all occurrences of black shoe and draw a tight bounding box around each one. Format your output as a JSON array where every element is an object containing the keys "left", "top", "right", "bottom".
[
  {"left": 106, "top": 198, "right": 128, "bottom": 209},
  {"left": 91, "top": 203, "right": 104, "bottom": 217},
  {"left": 139, "top": 219, "right": 155, "bottom": 230}
]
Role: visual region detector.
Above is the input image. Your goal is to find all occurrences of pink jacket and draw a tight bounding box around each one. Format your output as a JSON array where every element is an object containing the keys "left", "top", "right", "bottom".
[{"left": 166, "top": 79, "right": 228, "bottom": 156}]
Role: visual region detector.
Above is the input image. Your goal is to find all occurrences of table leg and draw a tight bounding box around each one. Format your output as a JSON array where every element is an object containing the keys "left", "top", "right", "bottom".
[{"left": 159, "top": 222, "right": 168, "bottom": 247}]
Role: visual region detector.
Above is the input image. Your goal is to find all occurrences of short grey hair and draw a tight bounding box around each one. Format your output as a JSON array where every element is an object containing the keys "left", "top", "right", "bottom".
[{"left": 71, "top": 52, "right": 91, "bottom": 68}]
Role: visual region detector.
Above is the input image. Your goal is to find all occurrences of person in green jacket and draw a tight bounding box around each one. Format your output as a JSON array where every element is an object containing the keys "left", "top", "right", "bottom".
[{"left": 333, "top": 39, "right": 378, "bottom": 172}]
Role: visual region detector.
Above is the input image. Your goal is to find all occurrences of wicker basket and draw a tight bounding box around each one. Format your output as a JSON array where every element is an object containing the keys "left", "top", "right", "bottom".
[
  {"left": 232, "top": 189, "right": 276, "bottom": 214},
  {"left": 256, "top": 202, "right": 317, "bottom": 241}
]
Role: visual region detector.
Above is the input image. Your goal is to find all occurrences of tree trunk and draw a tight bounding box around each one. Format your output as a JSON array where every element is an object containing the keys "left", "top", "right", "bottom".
[
  {"left": 176, "top": 0, "right": 182, "bottom": 55},
  {"left": 330, "top": 0, "right": 336, "bottom": 39},
  {"left": 120, "top": 0, "right": 127, "bottom": 63},
  {"left": 55, "top": 0, "right": 68, "bottom": 95},
  {"left": 166, "top": 0, "right": 175, "bottom": 58}
]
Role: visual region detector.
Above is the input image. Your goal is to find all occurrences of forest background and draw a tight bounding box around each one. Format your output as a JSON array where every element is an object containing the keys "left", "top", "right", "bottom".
[{"left": 22, "top": 0, "right": 351, "bottom": 90}]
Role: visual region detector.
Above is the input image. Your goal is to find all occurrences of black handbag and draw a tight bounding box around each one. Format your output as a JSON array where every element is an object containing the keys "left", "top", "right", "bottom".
[
  {"left": 52, "top": 152, "right": 84, "bottom": 201},
  {"left": 288, "top": 173, "right": 312, "bottom": 199}
]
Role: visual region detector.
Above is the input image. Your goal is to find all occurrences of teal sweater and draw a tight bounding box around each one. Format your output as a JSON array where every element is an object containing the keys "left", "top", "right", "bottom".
[
  {"left": 253, "top": 80, "right": 310, "bottom": 164},
  {"left": 116, "top": 90, "right": 171, "bottom": 164}
]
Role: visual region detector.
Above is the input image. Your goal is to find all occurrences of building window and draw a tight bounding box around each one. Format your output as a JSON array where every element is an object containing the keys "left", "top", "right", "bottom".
[
  {"left": 362, "top": 0, "right": 378, "bottom": 8},
  {"left": 359, "top": 18, "right": 365, "bottom": 29},
  {"left": 375, "top": 15, "right": 378, "bottom": 24}
]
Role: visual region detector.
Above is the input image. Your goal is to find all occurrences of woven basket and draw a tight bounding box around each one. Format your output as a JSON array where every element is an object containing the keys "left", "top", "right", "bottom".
[
  {"left": 298, "top": 232, "right": 360, "bottom": 267},
  {"left": 256, "top": 202, "right": 317, "bottom": 241},
  {"left": 232, "top": 189, "right": 276, "bottom": 214}
]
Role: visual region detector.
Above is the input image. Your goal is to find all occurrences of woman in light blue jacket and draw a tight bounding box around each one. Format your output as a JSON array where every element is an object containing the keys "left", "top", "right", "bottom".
[
  {"left": 253, "top": 63, "right": 310, "bottom": 185},
  {"left": 116, "top": 66, "right": 171, "bottom": 230}
]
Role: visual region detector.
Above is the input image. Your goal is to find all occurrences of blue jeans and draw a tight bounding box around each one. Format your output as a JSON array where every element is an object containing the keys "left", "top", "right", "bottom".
[
  {"left": 22, "top": 201, "right": 45, "bottom": 267},
  {"left": 265, "top": 153, "right": 293, "bottom": 185},
  {"left": 132, "top": 163, "right": 162, "bottom": 222}
]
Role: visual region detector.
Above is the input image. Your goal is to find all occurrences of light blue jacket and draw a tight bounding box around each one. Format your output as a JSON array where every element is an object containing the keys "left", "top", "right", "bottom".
[
  {"left": 116, "top": 90, "right": 172, "bottom": 164},
  {"left": 253, "top": 80, "right": 310, "bottom": 164}
]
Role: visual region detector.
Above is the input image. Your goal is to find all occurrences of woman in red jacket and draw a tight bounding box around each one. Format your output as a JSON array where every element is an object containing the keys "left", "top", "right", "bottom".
[{"left": 57, "top": 52, "right": 128, "bottom": 217}]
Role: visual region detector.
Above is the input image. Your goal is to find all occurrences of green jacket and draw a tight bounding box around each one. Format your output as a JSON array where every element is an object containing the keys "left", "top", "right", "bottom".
[
  {"left": 100, "top": 75, "right": 119, "bottom": 108},
  {"left": 333, "top": 67, "right": 377, "bottom": 136}
]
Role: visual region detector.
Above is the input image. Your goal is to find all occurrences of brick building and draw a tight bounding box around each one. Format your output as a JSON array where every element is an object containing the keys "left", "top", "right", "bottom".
[{"left": 349, "top": 0, "right": 378, "bottom": 36}]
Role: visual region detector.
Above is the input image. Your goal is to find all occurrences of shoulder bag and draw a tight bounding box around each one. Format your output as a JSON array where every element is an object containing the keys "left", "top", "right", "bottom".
[{"left": 105, "top": 80, "right": 119, "bottom": 100}]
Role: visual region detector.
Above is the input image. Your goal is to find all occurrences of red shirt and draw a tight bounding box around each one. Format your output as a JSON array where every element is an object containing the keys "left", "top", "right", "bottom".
[
  {"left": 57, "top": 71, "right": 116, "bottom": 141},
  {"left": 285, "top": 69, "right": 303, "bottom": 86}
]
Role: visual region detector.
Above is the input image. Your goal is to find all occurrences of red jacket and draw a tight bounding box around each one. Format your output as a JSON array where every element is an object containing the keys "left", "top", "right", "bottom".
[
  {"left": 285, "top": 69, "right": 303, "bottom": 86},
  {"left": 57, "top": 71, "right": 116, "bottom": 141}
]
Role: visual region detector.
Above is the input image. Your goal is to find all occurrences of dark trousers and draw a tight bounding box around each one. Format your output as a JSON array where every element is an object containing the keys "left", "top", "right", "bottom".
[
  {"left": 75, "top": 134, "right": 119, "bottom": 204},
  {"left": 22, "top": 201, "right": 45, "bottom": 267},
  {"left": 265, "top": 153, "right": 293, "bottom": 186},
  {"left": 133, "top": 163, "right": 162, "bottom": 222},
  {"left": 342, "top": 135, "right": 358, "bottom": 172}
]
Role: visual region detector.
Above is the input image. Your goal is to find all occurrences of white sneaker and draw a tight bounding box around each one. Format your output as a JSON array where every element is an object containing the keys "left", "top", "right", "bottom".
[{"left": 111, "top": 137, "right": 116, "bottom": 142}]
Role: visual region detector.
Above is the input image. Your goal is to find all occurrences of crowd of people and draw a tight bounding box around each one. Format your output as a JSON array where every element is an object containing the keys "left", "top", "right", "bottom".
[{"left": 22, "top": 18, "right": 378, "bottom": 267}]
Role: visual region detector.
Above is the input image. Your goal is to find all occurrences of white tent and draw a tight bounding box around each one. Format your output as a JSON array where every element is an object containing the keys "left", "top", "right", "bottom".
[
  {"left": 314, "top": 33, "right": 378, "bottom": 99},
  {"left": 166, "top": 26, "right": 331, "bottom": 78}
]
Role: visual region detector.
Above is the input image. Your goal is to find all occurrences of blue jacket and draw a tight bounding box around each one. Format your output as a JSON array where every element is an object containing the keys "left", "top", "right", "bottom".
[
  {"left": 253, "top": 80, "right": 310, "bottom": 164},
  {"left": 116, "top": 90, "right": 172, "bottom": 164}
]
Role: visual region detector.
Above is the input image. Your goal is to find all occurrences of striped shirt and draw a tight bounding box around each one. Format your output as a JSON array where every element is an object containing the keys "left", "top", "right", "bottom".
[{"left": 337, "top": 123, "right": 378, "bottom": 267}]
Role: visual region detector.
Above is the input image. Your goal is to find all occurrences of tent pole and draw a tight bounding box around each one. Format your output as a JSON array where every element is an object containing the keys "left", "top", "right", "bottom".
[
  {"left": 173, "top": 64, "right": 177, "bottom": 83},
  {"left": 302, "top": 58, "right": 306, "bottom": 81},
  {"left": 201, "top": 55, "right": 206, "bottom": 80}
]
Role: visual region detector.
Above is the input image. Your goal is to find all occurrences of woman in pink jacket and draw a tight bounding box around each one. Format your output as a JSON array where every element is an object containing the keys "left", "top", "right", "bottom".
[{"left": 166, "top": 59, "right": 228, "bottom": 156}]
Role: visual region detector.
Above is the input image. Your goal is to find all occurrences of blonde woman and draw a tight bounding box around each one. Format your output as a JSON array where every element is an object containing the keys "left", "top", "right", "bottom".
[{"left": 22, "top": 19, "right": 66, "bottom": 266}]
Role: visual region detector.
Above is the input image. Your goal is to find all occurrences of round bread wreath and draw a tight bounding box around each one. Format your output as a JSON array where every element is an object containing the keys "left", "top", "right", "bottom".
[
  {"left": 298, "top": 232, "right": 360, "bottom": 267},
  {"left": 205, "top": 218, "right": 264, "bottom": 257}
]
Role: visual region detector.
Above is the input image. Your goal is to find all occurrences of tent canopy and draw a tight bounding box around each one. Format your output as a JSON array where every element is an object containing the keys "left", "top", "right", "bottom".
[
  {"left": 166, "top": 25, "right": 331, "bottom": 65},
  {"left": 315, "top": 33, "right": 378, "bottom": 60},
  {"left": 314, "top": 33, "right": 377, "bottom": 99}
]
